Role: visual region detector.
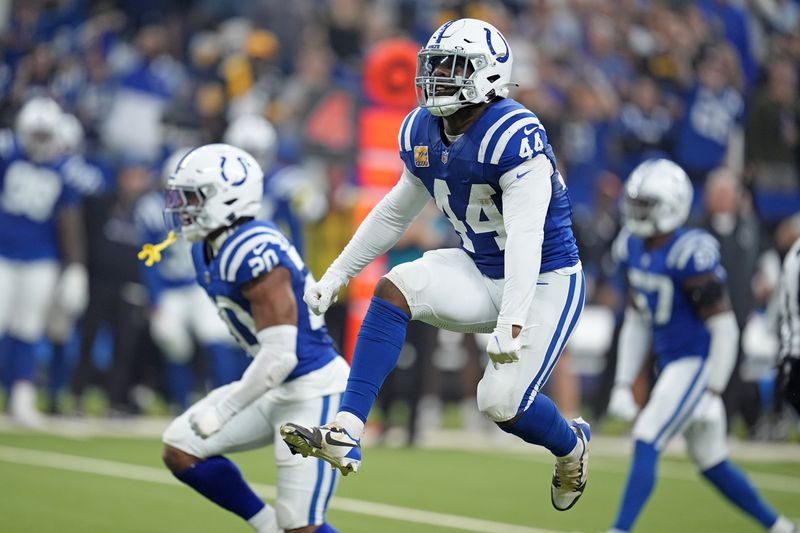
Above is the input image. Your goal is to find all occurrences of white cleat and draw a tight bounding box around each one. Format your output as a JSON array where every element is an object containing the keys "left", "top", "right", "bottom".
[
  {"left": 551, "top": 417, "right": 590, "bottom": 511},
  {"left": 9, "top": 381, "right": 45, "bottom": 429},
  {"left": 280, "top": 422, "right": 362, "bottom": 476}
]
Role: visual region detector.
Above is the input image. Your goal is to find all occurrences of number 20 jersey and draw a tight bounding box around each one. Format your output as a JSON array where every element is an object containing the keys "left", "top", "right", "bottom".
[
  {"left": 615, "top": 227, "right": 725, "bottom": 367},
  {"left": 398, "top": 99, "right": 580, "bottom": 279},
  {"left": 191, "top": 220, "right": 338, "bottom": 381}
]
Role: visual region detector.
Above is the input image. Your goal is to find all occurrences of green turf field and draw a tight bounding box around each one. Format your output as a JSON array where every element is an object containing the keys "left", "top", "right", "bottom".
[{"left": 0, "top": 430, "right": 797, "bottom": 533}]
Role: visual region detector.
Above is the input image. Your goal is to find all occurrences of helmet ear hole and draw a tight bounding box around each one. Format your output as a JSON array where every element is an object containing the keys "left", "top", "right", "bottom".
[{"left": 487, "top": 75, "right": 500, "bottom": 83}]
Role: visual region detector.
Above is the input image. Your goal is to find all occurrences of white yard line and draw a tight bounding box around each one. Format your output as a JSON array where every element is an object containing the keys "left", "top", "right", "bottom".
[{"left": 0, "top": 445, "right": 567, "bottom": 533}]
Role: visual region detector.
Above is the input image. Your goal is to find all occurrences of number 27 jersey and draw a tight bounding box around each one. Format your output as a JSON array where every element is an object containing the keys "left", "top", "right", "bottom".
[
  {"left": 398, "top": 98, "right": 579, "bottom": 279},
  {"left": 191, "top": 220, "right": 338, "bottom": 381}
]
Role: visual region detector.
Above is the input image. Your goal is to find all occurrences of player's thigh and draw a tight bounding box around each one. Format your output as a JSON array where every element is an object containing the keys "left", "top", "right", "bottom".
[
  {"left": 477, "top": 270, "right": 585, "bottom": 421},
  {"left": 189, "top": 285, "right": 233, "bottom": 344},
  {"left": 384, "top": 248, "right": 498, "bottom": 333},
  {"left": 270, "top": 393, "right": 342, "bottom": 529},
  {"left": 633, "top": 356, "right": 710, "bottom": 450},
  {"left": 8, "top": 260, "right": 59, "bottom": 340},
  {"left": 151, "top": 289, "right": 193, "bottom": 363},
  {"left": 0, "top": 258, "right": 19, "bottom": 334},
  {"left": 684, "top": 394, "right": 728, "bottom": 471},
  {"left": 162, "top": 383, "right": 274, "bottom": 458}
]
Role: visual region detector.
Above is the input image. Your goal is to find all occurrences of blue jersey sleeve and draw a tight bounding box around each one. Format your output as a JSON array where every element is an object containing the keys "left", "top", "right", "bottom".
[
  {"left": 666, "top": 229, "right": 723, "bottom": 282},
  {"left": 494, "top": 117, "right": 553, "bottom": 175},
  {"left": 397, "top": 107, "right": 423, "bottom": 173},
  {"left": 223, "top": 229, "right": 301, "bottom": 287}
]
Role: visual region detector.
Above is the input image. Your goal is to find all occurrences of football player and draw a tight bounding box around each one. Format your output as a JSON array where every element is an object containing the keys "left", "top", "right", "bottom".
[
  {"left": 281, "top": 18, "right": 590, "bottom": 511},
  {"left": 136, "top": 149, "right": 248, "bottom": 411},
  {"left": 607, "top": 159, "right": 795, "bottom": 532},
  {"left": 159, "top": 144, "right": 347, "bottom": 533},
  {"left": 0, "top": 97, "right": 87, "bottom": 426}
]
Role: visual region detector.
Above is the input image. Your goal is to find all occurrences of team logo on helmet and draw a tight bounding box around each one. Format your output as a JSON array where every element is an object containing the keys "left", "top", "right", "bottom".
[
  {"left": 220, "top": 156, "right": 249, "bottom": 186},
  {"left": 484, "top": 28, "right": 510, "bottom": 63}
]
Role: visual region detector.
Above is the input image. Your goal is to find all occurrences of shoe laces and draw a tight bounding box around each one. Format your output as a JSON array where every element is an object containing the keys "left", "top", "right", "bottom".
[{"left": 553, "top": 443, "right": 583, "bottom": 490}]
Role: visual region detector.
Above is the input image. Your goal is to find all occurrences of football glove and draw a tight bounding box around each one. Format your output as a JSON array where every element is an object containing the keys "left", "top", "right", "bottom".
[
  {"left": 304, "top": 269, "right": 348, "bottom": 316},
  {"left": 54, "top": 263, "right": 89, "bottom": 316},
  {"left": 189, "top": 404, "right": 230, "bottom": 439},
  {"left": 608, "top": 385, "right": 639, "bottom": 422},
  {"left": 486, "top": 325, "right": 522, "bottom": 367}
]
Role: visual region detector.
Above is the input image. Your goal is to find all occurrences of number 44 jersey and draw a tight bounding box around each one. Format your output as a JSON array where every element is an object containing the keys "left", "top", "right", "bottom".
[
  {"left": 398, "top": 99, "right": 580, "bottom": 279},
  {"left": 191, "top": 219, "right": 338, "bottom": 381},
  {"left": 614, "top": 227, "right": 726, "bottom": 368}
]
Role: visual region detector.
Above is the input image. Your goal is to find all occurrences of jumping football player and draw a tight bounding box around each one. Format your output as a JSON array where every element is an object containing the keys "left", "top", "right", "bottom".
[
  {"left": 607, "top": 159, "right": 796, "bottom": 532},
  {"left": 281, "top": 18, "right": 590, "bottom": 511},
  {"left": 158, "top": 143, "right": 348, "bottom": 533}
]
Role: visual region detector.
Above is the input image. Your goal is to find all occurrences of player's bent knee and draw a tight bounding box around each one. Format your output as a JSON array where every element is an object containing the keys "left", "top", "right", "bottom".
[
  {"left": 162, "top": 444, "right": 200, "bottom": 473},
  {"left": 374, "top": 277, "right": 411, "bottom": 316},
  {"left": 476, "top": 377, "right": 518, "bottom": 422}
]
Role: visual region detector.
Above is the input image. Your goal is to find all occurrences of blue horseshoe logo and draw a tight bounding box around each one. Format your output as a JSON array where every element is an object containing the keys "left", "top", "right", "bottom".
[
  {"left": 484, "top": 28, "right": 510, "bottom": 64},
  {"left": 220, "top": 156, "right": 248, "bottom": 186}
]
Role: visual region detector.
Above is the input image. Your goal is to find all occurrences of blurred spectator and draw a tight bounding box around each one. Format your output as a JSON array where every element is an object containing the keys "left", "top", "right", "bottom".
[
  {"left": 746, "top": 56, "right": 800, "bottom": 224},
  {"left": 71, "top": 161, "right": 152, "bottom": 415}
]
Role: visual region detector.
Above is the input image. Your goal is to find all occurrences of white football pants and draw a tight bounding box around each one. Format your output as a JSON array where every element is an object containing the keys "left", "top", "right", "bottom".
[
  {"left": 0, "top": 257, "right": 59, "bottom": 341},
  {"left": 163, "top": 357, "right": 349, "bottom": 529},
  {"left": 150, "top": 285, "right": 234, "bottom": 363},
  {"left": 385, "top": 248, "right": 584, "bottom": 422},
  {"left": 633, "top": 356, "right": 728, "bottom": 470}
]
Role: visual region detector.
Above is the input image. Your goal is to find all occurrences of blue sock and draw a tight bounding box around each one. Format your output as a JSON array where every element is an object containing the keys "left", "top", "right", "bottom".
[
  {"left": 204, "top": 343, "right": 249, "bottom": 387},
  {"left": 613, "top": 440, "right": 659, "bottom": 531},
  {"left": 315, "top": 523, "right": 340, "bottom": 533},
  {"left": 165, "top": 362, "right": 193, "bottom": 411},
  {"left": 7, "top": 336, "right": 38, "bottom": 383},
  {"left": 174, "top": 456, "right": 264, "bottom": 520},
  {"left": 702, "top": 460, "right": 778, "bottom": 528},
  {"left": 499, "top": 393, "right": 577, "bottom": 456},
  {"left": 339, "top": 297, "right": 409, "bottom": 422}
]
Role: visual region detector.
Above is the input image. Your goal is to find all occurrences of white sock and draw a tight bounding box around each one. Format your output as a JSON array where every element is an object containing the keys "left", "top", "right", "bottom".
[
  {"left": 335, "top": 411, "right": 365, "bottom": 439},
  {"left": 558, "top": 434, "right": 584, "bottom": 461},
  {"left": 248, "top": 504, "right": 279, "bottom": 533},
  {"left": 770, "top": 516, "right": 797, "bottom": 533}
]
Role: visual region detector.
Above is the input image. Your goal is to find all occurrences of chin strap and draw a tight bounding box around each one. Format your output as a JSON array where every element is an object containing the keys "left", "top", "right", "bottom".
[{"left": 138, "top": 231, "right": 178, "bottom": 267}]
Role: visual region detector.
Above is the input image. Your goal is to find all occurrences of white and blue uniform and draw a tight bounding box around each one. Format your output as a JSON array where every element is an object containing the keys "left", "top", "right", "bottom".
[
  {"left": 0, "top": 132, "right": 79, "bottom": 342},
  {"left": 616, "top": 228, "right": 726, "bottom": 461},
  {"left": 162, "top": 219, "right": 348, "bottom": 529},
  {"left": 382, "top": 99, "right": 584, "bottom": 422}
]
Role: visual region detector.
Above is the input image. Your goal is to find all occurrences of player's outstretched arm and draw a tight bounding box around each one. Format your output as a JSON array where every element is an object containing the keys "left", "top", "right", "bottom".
[
  {"left": 486, "top": 155, "right": 552, "bottom": 365},
  {"left": 304, "top": 167, "right": 430, "bottom": 315},
  {"left": 683, "top": 272, "right": 739, "bottom": 394},
  {"left": 189, "top": 267, "right": 299, "bottom": 438},
  {"left": 609, "top": 303, "right": 652, "bottom": 421}
]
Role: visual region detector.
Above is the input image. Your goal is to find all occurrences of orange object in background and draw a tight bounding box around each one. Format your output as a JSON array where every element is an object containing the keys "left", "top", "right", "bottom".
[{"left": 342, "top": 39, "right": 419, "bottom": 361}]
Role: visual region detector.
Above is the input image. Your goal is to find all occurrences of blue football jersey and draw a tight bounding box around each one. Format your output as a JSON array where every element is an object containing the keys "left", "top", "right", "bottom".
[
  {"left": 0, "top": 132, "right": 80, "bottom": 261},
  {"left": 616, "top": 227, "right": 725, "bottom": 367},
  {"left": 191, "top": 219, "right": 338, "bottom": 381},
  {"left": 398, "top": 99, "right": 579, "bottom": 279}
]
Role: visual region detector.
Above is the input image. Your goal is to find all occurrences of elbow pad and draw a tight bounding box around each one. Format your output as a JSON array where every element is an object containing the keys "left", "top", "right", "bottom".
[{"left": 686, "top": 277, "right": 725, "bottom": 312}]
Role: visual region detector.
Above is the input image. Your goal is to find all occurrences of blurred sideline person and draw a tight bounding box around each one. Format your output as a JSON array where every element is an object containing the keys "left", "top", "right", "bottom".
[
  {"left": 0, "top": 97, "right": 87, "bottom": 426},
  {"left": 160, "top": 144, "right": 347, "bottom": 533},
  {"left": 136, "top": 149, "right": 248, "bottom": 412},
  {"left": 607, "top": 159, "right": 795, "bottom": 533},
  {"left": 282, "top": 18, "right": 590, "bottom": 512},
  {"left": 775, "top": 219, "right": 800, "bottom": 415}
]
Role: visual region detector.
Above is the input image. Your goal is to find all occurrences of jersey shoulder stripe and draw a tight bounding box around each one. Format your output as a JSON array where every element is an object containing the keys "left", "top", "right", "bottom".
[
  {"left": 476, "top": 108, "right": 530, "bottom": 163},
  {"left": 224, "top": 226, "right": 290, "bottom": 282},
  {"left": 217, "top": 225, "right": 275, "bottom": 279},
  {"left": 666, "top": 229, "right": 720, "bottom": 272},
  {"left": 399, "top": 107, "right": 422, "bottom": 152},
  {"left": 489, "top": 115, "right": 542, "bottom": 165}
]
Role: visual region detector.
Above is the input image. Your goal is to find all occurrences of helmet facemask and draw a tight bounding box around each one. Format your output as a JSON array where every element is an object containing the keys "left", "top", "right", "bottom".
[
  {"left": 415, "top": 50, "right": 487, "bottom": 117},
  {"left": 164, "top": 183, "right": 218, "bottom": 243},
  {"left": 622, "top": 194, "right": 660, "bottom": 238}
]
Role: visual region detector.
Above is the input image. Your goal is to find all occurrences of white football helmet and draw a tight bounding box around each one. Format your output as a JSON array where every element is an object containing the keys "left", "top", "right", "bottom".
[
  {"left": 15, "top": 96, "right": 64, "bottom": 163},
  {"left": 223, "top": 115, "right": 278, "bottom": 171},
  {"left": 622, "top": 159, "right": 693, "bottom": 238},
  {"left": 165, "top": 143, "right": 263, "bottom": 242},
  {"left": 416, "top": 18, "right": 515, "bottom": 117}
]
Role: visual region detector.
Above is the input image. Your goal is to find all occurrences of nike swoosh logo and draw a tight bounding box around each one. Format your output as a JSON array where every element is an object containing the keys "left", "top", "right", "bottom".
[
  {"left": 523, "top": 126, "right": 535, "bottom": 135},
  {"left": 324, "top": 432, "right": 359, "bottom": 448},
  {"left": 516, "top": 170, "right": 532, "bottom": 179}
]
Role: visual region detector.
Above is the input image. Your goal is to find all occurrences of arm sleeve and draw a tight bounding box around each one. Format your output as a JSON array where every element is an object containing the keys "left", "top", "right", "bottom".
[
  {"left": 496, "top": 154, "right": 553, "bottom": 328},
  {"left": 615, "top": 306, "right": 652, "bottom": 386},
  {"left": 215, "top": 325, "right": 298, "bottom": 419},
  {"left": 705, "top": 311, "right": 739, "bottom": 393},
  {"left": 328, "top": 167, "right": 431, "bottom": 279}
]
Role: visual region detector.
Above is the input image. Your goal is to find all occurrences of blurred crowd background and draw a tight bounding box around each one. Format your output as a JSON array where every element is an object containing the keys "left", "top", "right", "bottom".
[{"left": 0, "top": 0, "right": 798, "bottom": 443}]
